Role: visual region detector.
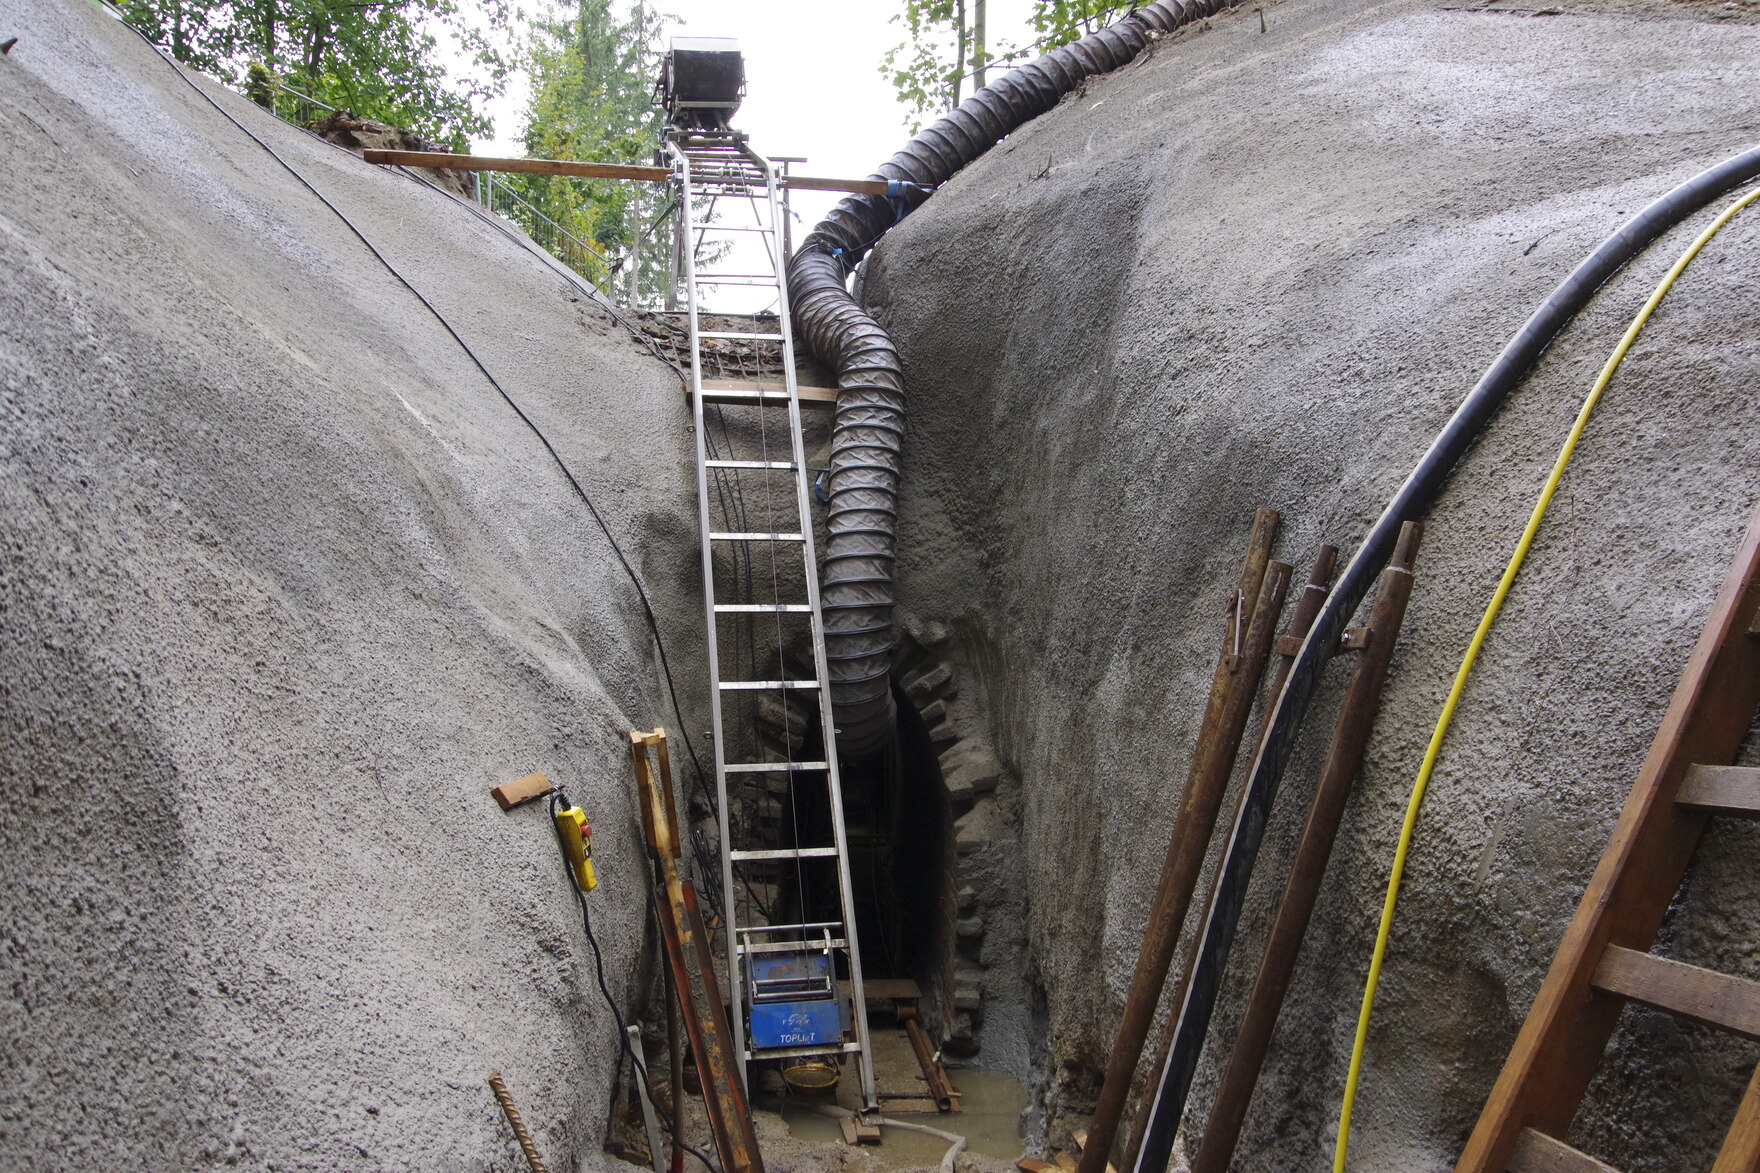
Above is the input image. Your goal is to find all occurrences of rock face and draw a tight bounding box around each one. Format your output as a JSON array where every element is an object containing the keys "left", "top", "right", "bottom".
[
  {"left": 861, "top": 0, "right": 1760, "bottom": 1169},
  {"left": 308, "top": 110, "right": 477, "bottom": 201},
  {"left": 1, "top": 3, "right": 704, "bottom": 1170}
]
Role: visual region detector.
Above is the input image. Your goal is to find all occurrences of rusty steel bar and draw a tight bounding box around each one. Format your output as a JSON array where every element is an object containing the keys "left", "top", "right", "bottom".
[
  {"left": 1120, "top": 544, "right": 1339, "bottom": 1173},
  {"left": 666, "top": 966, "right": 684, "bottom": 1173},
  {"left": 656, "top": 876, "right": 764, "bottom": 1173},
  {"left": 680, "top": 880, "right": 764, "bottom": 1173},
  {"left": 900, "top": 1007, "right": 958, "bottom": 1112},
  {"left": 1187, "top": 522, "right": 1422, "bottom": 1173},
  {"left": 1255, "top": 546, "right": 1340, "bottom": 757},
  {"left": 1078, "top": 506, "right": 1285, "bottom": 1173},
  {"left": 488, "top": 1070, "right": 550, "bottom": 1173}
]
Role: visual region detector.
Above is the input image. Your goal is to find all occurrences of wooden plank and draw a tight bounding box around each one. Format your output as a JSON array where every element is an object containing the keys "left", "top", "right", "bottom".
[
  {"left": 1676, "top": 764, "right": 1760, "bottom": 818},
  {"left": 861, "top": 978, "right": 922, "bottom": 1003},
  {"left": 359, "top": 149, "right": 898, "bottom": 196},
  {"left": 698, "top": 379, "right": 838, "bottom": 405},
  {"left": 1711, "top": 1062, "right": 1760, "bottom": 1173},
  {"left": 490, "top": 771, "right": 553, "bottom": 811},
  {"left": 782, "top": 174, "right": 893, "bottom": 196},
  {"left": 1017, "top": 1160, "right": 1057, "bottom": 1173},
  {"left": 362, "top": 148, "right": 671, "bottom": 182},
  {"left": 1591, "top": 946, "right": 1760, "bottom": 1040},
  {"left": 630, "top": 730, "right": 679, "bottom": 861},
  {"left": 1455, "top": 501, "right": 1760, "bottom": 1173},
  {"left": 1507, "top": 1129, "right": 1623, "bottom": 1173}
]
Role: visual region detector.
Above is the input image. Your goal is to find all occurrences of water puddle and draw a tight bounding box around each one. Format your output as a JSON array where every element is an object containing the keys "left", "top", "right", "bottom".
[{"left": 773, "top": 1068, "right": 1029, "bottom": 1168}]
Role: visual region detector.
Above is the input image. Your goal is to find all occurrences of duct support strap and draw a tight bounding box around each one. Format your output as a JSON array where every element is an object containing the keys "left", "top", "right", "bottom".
[{"left": 787, "top": 0, "right": 1226, "bottom": 759}]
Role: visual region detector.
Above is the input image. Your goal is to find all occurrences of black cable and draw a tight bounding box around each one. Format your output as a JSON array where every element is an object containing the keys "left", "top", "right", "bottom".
[
  {"left": 104, "top": 3, "right": 732, "bottom": 917},
  {"left": 1133, "top": 141, "right": 1760, "bottom": 1173},
  {"left": 547, "top": 793, "right": 718, "bottom": 1173}
]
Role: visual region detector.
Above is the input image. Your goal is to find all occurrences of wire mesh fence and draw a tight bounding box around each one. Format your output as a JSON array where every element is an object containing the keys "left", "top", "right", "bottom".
[
  {"left": 259, "top": 80, "right": 338, "bottom": 128},
  {"left": 476, "top": 172, "right": 617, "bottom": 294},
  {"left": 247, "top": 80, "right": 622, "bottom": 296}
]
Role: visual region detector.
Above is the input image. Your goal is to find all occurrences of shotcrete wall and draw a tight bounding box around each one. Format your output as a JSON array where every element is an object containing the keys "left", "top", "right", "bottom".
[
  {"left": 860, "top": 1, "right": 1760, "bottom": 1169},
  {"left": 1, "top": 3, "right": 706, "bottom": 1169}
]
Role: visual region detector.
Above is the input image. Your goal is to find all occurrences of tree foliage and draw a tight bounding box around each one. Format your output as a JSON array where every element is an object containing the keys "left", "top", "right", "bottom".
[
  {"left": 511, "top": 0, "right": 672, "bottom": 302},
  {"left": 882, "top": 0, "right": 1140, "bottom": 130},
  {"left": 116, "top": 0, "right": 514, "bottom": 149}
]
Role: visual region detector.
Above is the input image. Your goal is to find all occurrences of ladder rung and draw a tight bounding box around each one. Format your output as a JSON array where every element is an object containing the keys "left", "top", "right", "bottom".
[
  {"left": 723, "top": 761, "right": 830, "bottom": 773},
  {"left": 690, "top": 274, "right": 776, "bottom": 280},
  {"left": 719, "top": 679, "right": 819, "bottom": 690},
  {"left": 738, "top": 938, "right": 849, "bottom": 957},
  {"left": 704, "top": 459, "right": 796, "bottom": 470},
  {"left": 1676, "top": 764, "right": 1760, "bottom": 818},
  {"left": 700, "top": 330, "right": 785, "bottom": 341},
  {"left": 696, "top": 225, "right": 775, "bottom": 234},
  {"left": 694, "top": 279, "right": 778, "bottom": 288},
  {"left": 711, "top": 531, "right": 805, "bottom": 542},
  {"left": 699, "top": 389, "right": 789, "bottom": 406},
  {"left": 698, "top": 380, "right": 837, "bottom": 406},
  {"left": 713, "top": 604, "right": 813, "bottom": 613},
  {"left": 1506, "top": 1129, "right": 1622, "bottom": 1173},
  {"left": 1591, "top": 945, "right": 1760, "bottom": 1040},
  {"left": 745, "top": 1042, "right": 865, "bottom": 1061},
  {"left": 729, "top": 847, "right": 840, "bottom": 862}
]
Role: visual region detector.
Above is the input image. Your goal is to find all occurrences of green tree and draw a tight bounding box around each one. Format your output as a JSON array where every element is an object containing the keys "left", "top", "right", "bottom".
[
  {"left": 883, "top": 0, "right": 1139, "bottom": 130},
  {"left": 116, "top": 0, "right": 514, "bottom": 150},
  {"left": 513, "top": 0, "right": 673, "bottom": 302}
]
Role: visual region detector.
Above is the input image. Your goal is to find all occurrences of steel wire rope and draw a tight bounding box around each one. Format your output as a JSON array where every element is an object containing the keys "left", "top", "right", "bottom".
[
  {"left": 744, "top": 165, "right": 813, "bottom": 930},
  {"left": 1331, "top": 181, "right": 1760, "bottom": 1172},
  {"left": 91, "top": 0, "right": 738, "bottom": 921}
]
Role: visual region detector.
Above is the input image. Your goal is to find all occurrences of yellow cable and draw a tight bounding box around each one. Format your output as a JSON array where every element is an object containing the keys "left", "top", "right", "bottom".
[{"left": 1332, "top": 182, "right": 1760, "bottom": 1173}]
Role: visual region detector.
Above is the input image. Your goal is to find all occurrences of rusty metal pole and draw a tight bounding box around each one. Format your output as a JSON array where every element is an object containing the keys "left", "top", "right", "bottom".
[
  {"left": 1256, "top": 546, "right": 1339, "bottom": 756},
  {"left": 1119, "top": 544, "right": 1338, "bottom": 1173},
  {"left": 1077, "top": 507, "right": 1285, "bottom": 1173},
  {"left": 1188, "top": 523, "right": 1420, "bottom": 1173},
  {"left": 900, "top": 1006, "right": 958, "bottom": 1112},
  {"left": 666, "top": 966, "right": 684, "bottom": 1173}
]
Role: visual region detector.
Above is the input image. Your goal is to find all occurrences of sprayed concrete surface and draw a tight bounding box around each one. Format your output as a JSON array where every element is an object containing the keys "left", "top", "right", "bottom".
[
  {"left": 9, "top": 0, "right": 1760, "bottom": 1170},
  {"left": 0, "top": 1, "right": 713, "bottom": 1169},
  {"left": 861, "top": 0, "right": 1760, "bottom": 1169}
]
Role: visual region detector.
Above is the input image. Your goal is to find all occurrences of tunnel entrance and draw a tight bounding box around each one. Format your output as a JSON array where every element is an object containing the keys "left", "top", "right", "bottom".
[
  {"left": 847, "top": 684, "right": 956, "bottom": 993},
  {"left": 772, "top": 682, "right": 957, "bottom": 1032}
]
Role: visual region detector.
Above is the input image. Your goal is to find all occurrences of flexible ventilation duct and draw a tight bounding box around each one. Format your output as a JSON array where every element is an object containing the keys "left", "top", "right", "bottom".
[{"left": 789, "top": 0, "right": 1224, "bottom": 758}]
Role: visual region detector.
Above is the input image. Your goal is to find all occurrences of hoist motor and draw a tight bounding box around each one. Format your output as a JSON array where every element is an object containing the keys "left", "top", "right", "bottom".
[{"left": 658, "top": 37, "right": 745, "bottom": 130}]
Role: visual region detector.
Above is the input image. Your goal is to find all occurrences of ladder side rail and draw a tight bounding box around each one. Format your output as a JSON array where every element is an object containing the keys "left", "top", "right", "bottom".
[
  {"left": 1456, "top": 502, "right": 1760, "bottom": 1173},
  {"left": 746, "top": 141, "right": 880, "bottom": 1112},
  {"left": 667, "top": 139, "right": 751, "bottom": 1081}
]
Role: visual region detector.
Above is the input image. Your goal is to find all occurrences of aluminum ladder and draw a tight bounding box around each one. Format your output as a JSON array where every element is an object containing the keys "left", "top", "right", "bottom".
[{"left": 663, "top": 128, "right": 877, "bottom": 1111}]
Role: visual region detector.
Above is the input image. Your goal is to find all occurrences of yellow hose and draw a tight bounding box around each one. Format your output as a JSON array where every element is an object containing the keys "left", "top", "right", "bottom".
[{"left": 1332, "top": 182, "right": 1760, "bottom": 1173}]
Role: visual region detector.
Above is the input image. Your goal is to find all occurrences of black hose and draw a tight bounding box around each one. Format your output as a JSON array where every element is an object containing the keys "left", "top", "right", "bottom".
[
  {"left": 1132, "top": 141, "right": 1760, "bottom": 1173},
  {"left": 788, "top": 0, "right": 1227, "bottom": 759}
]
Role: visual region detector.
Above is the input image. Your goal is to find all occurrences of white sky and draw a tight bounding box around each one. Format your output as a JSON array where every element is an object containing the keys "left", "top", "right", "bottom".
[{"left": 467, "top": 1, "right": 1048, "bottom": 310}]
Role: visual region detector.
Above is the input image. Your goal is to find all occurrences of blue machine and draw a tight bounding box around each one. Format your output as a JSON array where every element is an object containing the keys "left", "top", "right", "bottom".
[{"left": 745, "top": 947, "right": 846, "bottom": 1051}]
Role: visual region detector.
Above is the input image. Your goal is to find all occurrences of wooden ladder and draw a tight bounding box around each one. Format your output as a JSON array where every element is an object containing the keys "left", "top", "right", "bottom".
[{"left": 1456, "top": 501, "right": 1760, "bottom": 1173}]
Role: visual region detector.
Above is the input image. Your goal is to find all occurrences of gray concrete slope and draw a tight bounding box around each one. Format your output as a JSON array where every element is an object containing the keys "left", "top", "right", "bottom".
[
  {"left": 862, "top": 0, "right": 1760, "bottom": 1169},
  {"left": 0, "top": 2, "right": 703, "bottom": 1169}
]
